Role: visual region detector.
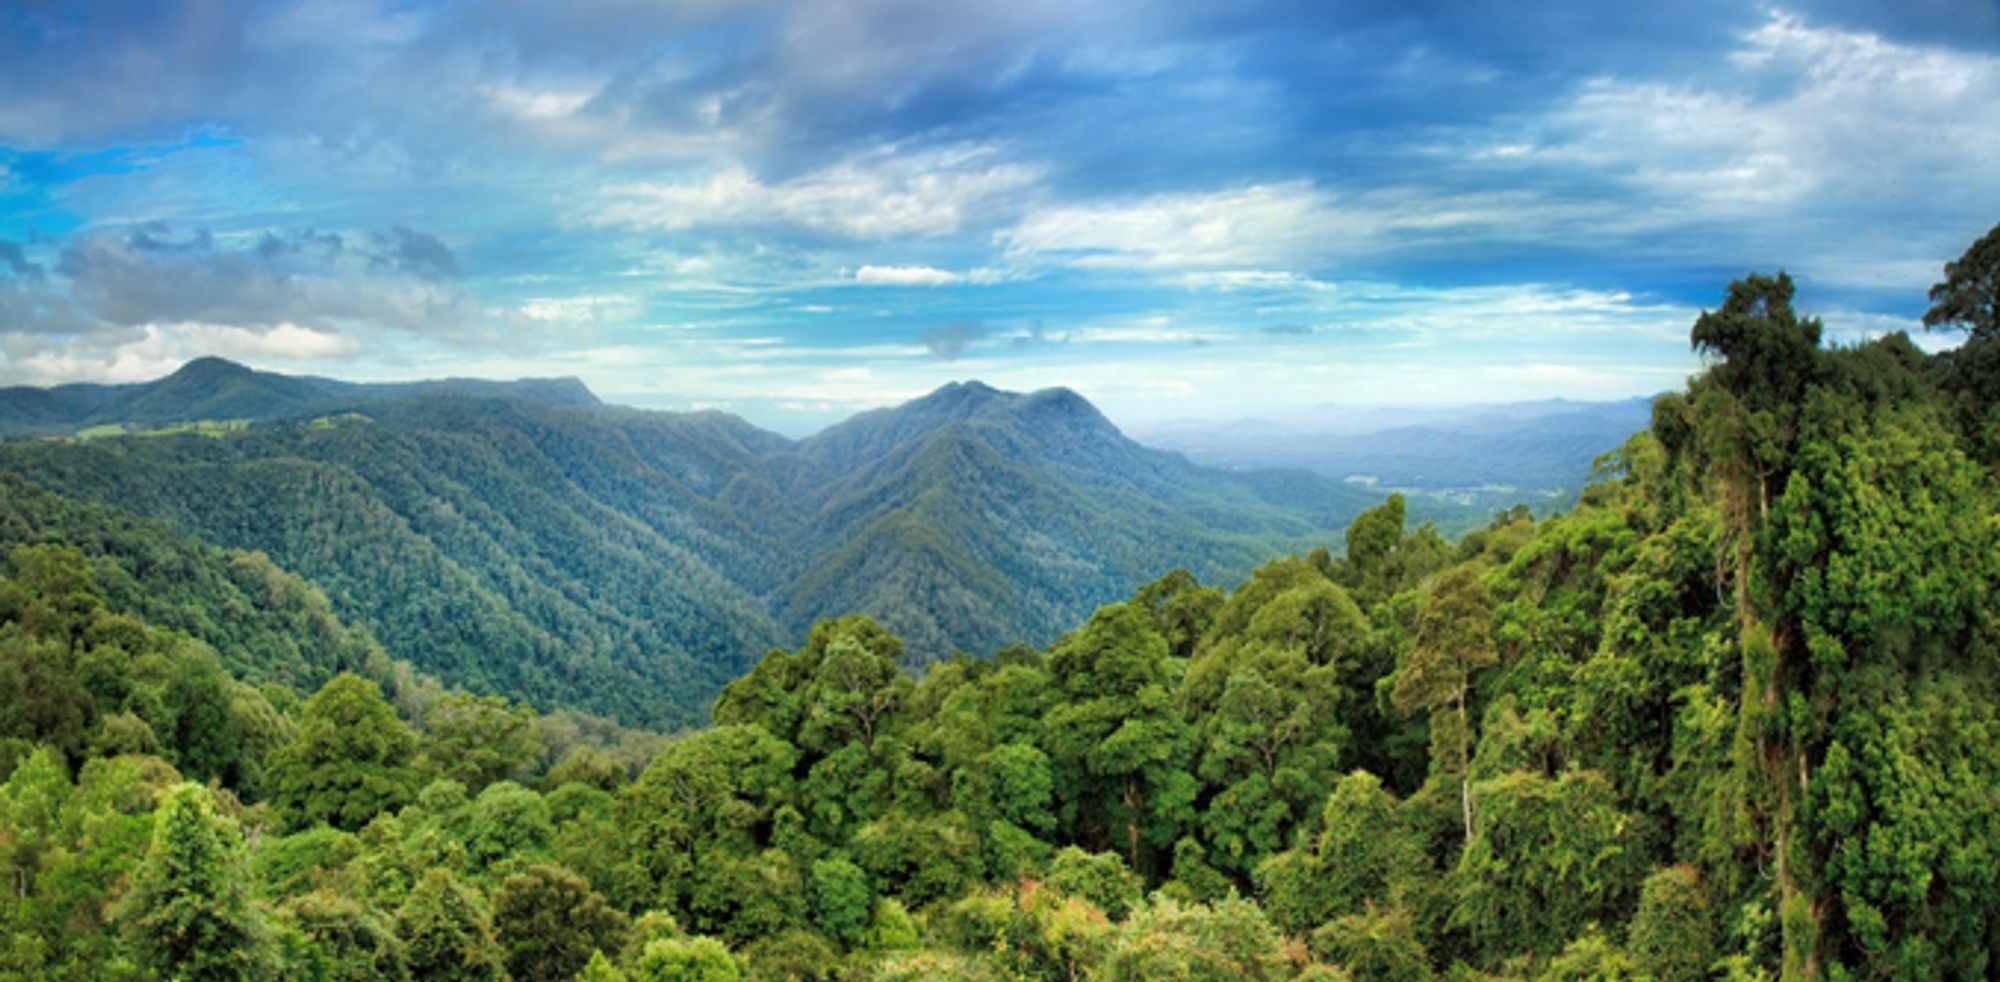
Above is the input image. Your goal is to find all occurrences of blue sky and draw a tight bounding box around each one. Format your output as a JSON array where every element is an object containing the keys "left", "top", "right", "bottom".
[{"left": 1, "top": 1, "right": 1997, "bottom": 433}]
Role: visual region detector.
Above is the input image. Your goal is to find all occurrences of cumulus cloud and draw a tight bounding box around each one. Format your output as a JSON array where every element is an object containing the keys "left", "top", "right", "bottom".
[
  {"left": 0, "top": 223, "right": 498, "bottom": 385},
  {"left": 1458, "top": 11, "right": 2000, "bottom": 278},
  {"left": 920, "top": 320, "right": 989, "bottom": 360},
  {"left": 52, "top": 224, "right": 470, "bottom": 333}
]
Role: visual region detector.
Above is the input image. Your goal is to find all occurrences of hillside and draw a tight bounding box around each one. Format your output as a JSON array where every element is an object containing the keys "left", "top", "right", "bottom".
[{"left": 0, "top": 368, "right": 1396, "bottom": 726}]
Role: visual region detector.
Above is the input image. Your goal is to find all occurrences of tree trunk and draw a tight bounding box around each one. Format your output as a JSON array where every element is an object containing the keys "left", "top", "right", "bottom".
[
  {"left": 1124, "top": 776, "right": 1141, "bottom": 870},
  {"left": 1458, "top": 681, "right": 1473, "bottom": 844}
]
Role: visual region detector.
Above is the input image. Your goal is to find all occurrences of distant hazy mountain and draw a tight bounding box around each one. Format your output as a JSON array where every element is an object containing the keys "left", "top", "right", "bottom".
[
  {"left": 0, "top": 355, "right": 598, "bottom": 436},
  {"left": 0, "top": 361, "right": 1402, "bottom": 726},
  {"left": 1131, "top": 397, "right": 1658, "bottom": 492}
]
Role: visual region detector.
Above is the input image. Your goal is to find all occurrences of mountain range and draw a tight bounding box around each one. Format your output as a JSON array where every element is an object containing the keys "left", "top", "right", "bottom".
[
  {"left": 0, "top": 355, "right": 599, "bottom": 437},
  {"left": 0, "top": 359, "right": 1405, "bottom": 727},
  {"left": 1131, "top": 397, "right": 1658, "bottom": 495}
]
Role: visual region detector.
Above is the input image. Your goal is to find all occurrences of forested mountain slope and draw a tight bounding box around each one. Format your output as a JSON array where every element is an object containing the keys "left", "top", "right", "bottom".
[
  {"left": 4, "top": 246, "right": 1998, "bottom": 978},
  {"left": 0, "top": 375, "right": 1390, "bottom": 726}
]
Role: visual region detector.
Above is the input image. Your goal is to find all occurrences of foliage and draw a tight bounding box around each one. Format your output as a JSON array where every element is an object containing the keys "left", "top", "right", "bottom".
[
  {"left": 265, "top": 673, "right": 421, "bottom": 832},
  {"left": 6, "top": 237, "right": 2000, "bottom": 980},
  {"left": 491, "top": 863, "right": 630, "bottom": 982},
  {"left": 116, "top": 782, "right": 279, "bottom": 980},
  {"left": 394, "top": 868, "right": 504, "bottom": 981}
]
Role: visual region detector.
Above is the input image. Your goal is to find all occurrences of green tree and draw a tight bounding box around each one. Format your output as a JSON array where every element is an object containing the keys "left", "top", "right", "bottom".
[
  {"left": 266, "top": 673, "right": 422, "bottom": 832},
  {"left": 1451, "top": 770, "right": 1642, "bottom": 964},
  {"left": 422, "top": 693, "right": 542, "bottom": 794},
  {"left": 395, "top": 868, "right": 504, "bottom": 981},
  {"left": 491, "top": 863, "right": 630, "bottom": 982},
  {"left": 1390, "top": 566, "right": 1497, "bottom": 842},
  {"left": 619, "top": 724, "right": 795, "bottom": 915},
  {"left": 632, "top": 936, "right": 740, "bottom": 982},
  {"left": 1100, "top": 895, "right": 1288, "bottom": 980},
  {"left": 1042, "top": 603, "right": 1196, "bottom": 875},
  {"left": 1309, "top": 902, "right": 1432, "bottom": 981},
  {"left": 1627, "top": 865, "right": 1713, "bottom": 982},
  {"left": 1046, "top": 847, "right": 1144, "bottom": 921},
  {"left": 1344, "top": 494, "right": 1406, "bottom": 589},
  {"left": 116, "top": 782, "right": 278, "bottom": 980},
  {"left": 277, "top": 889, "right": 409, "bottom": 982},
  {"left": 1256, "top": 770, "right": 1421, "bottom": 935},
  {"left": 1923, "top": 218, "right": 2000, "bottom": 341},
  {"left": 806, "top": 856, "right": 873, "bottom": 948}
]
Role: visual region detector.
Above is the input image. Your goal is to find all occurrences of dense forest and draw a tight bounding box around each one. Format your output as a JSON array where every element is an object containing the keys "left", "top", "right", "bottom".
[
  {"left": 0, "top": 372, "right": 1406, "bottom": 728},
  {"left": 2, "top": 222, "right": 1999, "bottom": 979}
]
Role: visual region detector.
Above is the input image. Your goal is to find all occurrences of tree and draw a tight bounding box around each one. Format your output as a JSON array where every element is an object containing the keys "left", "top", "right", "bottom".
[
  {"left": 619, "top": 724, "right": 795, "bottom": 915},
  {"left": 395, "top": 868, "right": 504, "bottom": 981},
  {"left": 1345, "top": 494, "right": 1406, "bottom": 586},
  {"left": 1042, "top": 603, "right": 1196, "bottom": 875},
  {"left": 1309, "top": 902, "right": 1432, "bottom": 981},
  {"left": 116, "top": 782, "right": 278, "bottom": 980},
  {"left": 1256, "top": 770, "right": 1421, "bottom": 936},
  {"left": 421, "top": 693, "right": 542, "bottom": 794},
  {"left": 1100, "top": 895, "right": 1288, "bottom": 980},
  {"left": 632, "top": 936, "right": 740, "bottom": 982},
  {"left": 0, "top": 745, "right": 68, "bottom": 902},
  {"left": 1451, "top": 770, "right": 1642, "bottom": 964},
  {"left": 1390, "top": 566, "right": 1497, "bottom": 843},
  {"left": 492, "top": 863, "right": 630, "bottom": 982},
  {"left": 6, "top": 544, "right": 103, "bottom": 651},
  {"left": 1628, "top": 865, "right": 1713, "bottom": 982},
  {"left": 266, "top": 673, "right": 422, "bottom": 832},
  {"left": 1924, "top": 219, "right": 2000, "bottom": 341},
  {"left": 464, "top": 780, "right": 553, "bottom": 871},
  {"left": 1046, "top": 847, "right": 1144, "bottom": 921},
  {"left": 1926, "top": 221, "right": 2000, "bottom": 460},
  {"left": 278, "top": 888, "right": 409, "bottom": 982},
  {"left": 156, "top": 643, "right": 245, "bottom": 786},
  {"left": 807, "top": 856, "right": 873, "bottom": 948}
]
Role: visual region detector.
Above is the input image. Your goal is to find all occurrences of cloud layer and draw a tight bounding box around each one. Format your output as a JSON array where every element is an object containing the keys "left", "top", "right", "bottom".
[{"left": 1, "top": 1, "right": 1995, "bottom": 429}]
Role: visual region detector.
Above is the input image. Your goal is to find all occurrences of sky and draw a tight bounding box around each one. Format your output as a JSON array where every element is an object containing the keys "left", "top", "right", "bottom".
[{"left": 1, "top": 1, "right": 1997, "bottom": 435}]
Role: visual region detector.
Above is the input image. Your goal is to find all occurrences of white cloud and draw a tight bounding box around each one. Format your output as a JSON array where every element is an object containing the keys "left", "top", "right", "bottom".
[
  {"left": 1176, "top": 270, "right": 1332, "bottom": 291},
  {"left": 1511, "top": 12, "right": 2000, "bottom": 235},
  {"left": 593, "top": 144, "right": 1043, "bottom": 239},
  {"left": 852, "top": 264, "right": 1008, "bottom": 286},
  {"left": 854, "top": 264, "right": 963, "bottom": 286},
  {"left": 999, "top": 181, "right": 1613, "bottom": 273},
  {"left": 0, "top": 321, "right": 361, "bottom": 386},
  {"left": 483, "top": 82, "right": 596, "bottom": 122},
  {"left": 509, "top": 293, "right": 641, "bottom": 326},
  {"left": 999, "top": 181, "right": 1336, "bottom": 270}
]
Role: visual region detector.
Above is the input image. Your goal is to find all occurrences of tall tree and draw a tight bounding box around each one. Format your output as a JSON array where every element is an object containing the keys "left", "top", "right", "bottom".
[
  {"left": 116, "top": 783, "right": 278, "bottom": 981},
  {"left": 1390, "top": 566, "right": 1496, "bottom": 843}
]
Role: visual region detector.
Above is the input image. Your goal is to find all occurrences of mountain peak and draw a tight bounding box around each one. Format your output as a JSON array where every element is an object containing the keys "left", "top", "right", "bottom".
[
  {"left": 913, "top": 379, "right": 1007, "bottom": 412},
  {"left": 165, "top": 356, "right": 256, "bottom": 382}
]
